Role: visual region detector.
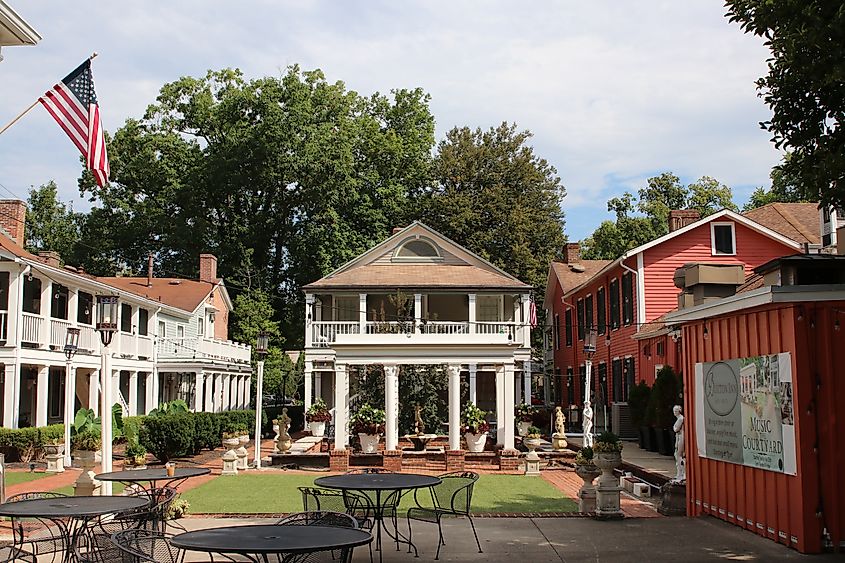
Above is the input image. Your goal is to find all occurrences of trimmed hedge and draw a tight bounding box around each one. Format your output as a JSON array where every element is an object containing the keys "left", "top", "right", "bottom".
[
  {"left": 193, "top": 412, "right": 220, "bottom": 453},
  {"left": 0, "top": 424, "right": 65, "bottom": 462},
  {"left": 139, "top": 413, "right": 195, "bottom": 463}
]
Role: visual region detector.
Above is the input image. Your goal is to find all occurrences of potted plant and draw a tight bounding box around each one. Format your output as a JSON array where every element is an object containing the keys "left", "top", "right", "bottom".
[
  {"left": 628, "top": 380, "right": 651, "bottom": 450},
  {"left": 350, "top": 404, "right": 386, "bottom": 454},
  {"left": 42, "top": 437, "right": 65, "bottom": 458},
  {"left": 125, "top": 441, "right": 148, "bottom": 469},
  {"left": 593, "top": 431, "right": 624, "bottom": 518},
  {"left": 306, "top": 398, "right": 332, "bottom": 437},
  {"left": 648, "top": 366, "right": 679, "bottom": 456},
  {"left": 71, "top": 429, "right": 101, "bottom": 465},
  {"left": 461, "top": 402, "right": 490, "bottom": 453},
  {"left": 515, "top": 403, "right": 535, "bottom": 437},
  {"left": 524, "top": 426, "right": 543, "bottom": 452},
  {"left": 574, "top": 446, "right": 601, "bottom": 511},
  {"left": 222, "top": 431, "right": 241, "bottom": 449}
]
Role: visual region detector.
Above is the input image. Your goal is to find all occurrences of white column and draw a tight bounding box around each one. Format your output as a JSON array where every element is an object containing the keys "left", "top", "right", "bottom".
[
  {"left": 64, "top": 362, "right": 75, "bottom": 466},
  {"left": 468, "top": 363, "right": 477, "bottom": 405},
  {"left": 244, "top": 374, "right": 252, "bottom": 409},
  {"left": 521, "top": 293, "right": 531, "bottom": 347},
  {"left": 304, "top": 360, "right": 313, "bottom": 410},
  {"left": 516, "top": 369, "right": 523, "bottom": 405},
  {"left": 35, "top": 365, "right": 48, "bottom": 427},
  {"left": 194, "top": 372, "right": 204, "bottom": 412},
  {"left": 334, "top": 363, "right": 348, "bottom": 450},
  {"left": 89, "top": 370, "right": 99, "bottom": 416},
  {"left": 384, "top": 364, "right": 399, "bottom": 450},
  {"left": 495, "top": 364, "right": 505, "bottom": 447},
  {"left": 222, "top": 374, "right": 231, "bottom": 411},
  {"left": 3, "top": 363, "right": 17, "bottom": 428},
  {"left": 144, "top": 372, "right": 155, "bottom": 414},
  {"left": 204, "top": 373, "right": 214, "bottom": 412},
  {"left": 214, "top": 373, "right": 223, "bottom": 412},
  {"left": 414, "top": 294, "right": 422, "bottom": 331},
  {"left": 359, "top": 294, "right": 367, "bottom": 335},
  {"left": 503, "top": 363, "right": 515, "bottom": 450},
  {"left": 468, "top": 294, "right": 477, "bottom": 334},
  {"left": 101, "top": 345, "right": 114, "bottom": 495},
  {"left": 254, "top": 362, "right": 265, "bottom": 468},
  {"left": 305, "top": 295, "right": 315, "bottom": 348},
  {"left": 68, "top": 290, "right": 79, "bottom": 328},
  {"left": 128, "top": 371, "right": 138, "bottom": 416},
  {"left": 39, "top": 281, "right": 50, "bottom": 347},
  {"left": 447, "top": 364, "right": 461, "bottom": 450},
  {"left": 523, "top": 360, "right": 532, "bottom": 405},
  {"left": 233, "top": 376, "right": 242, "bottom": 409}
]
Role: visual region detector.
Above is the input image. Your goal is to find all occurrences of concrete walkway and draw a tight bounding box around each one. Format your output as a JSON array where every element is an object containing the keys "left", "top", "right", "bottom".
[
  {"left": 569, "top": 437, "right": 676, "bottom": 484},
  {"left": 176, "top": 516, "right": 838, "bottom": 562}
]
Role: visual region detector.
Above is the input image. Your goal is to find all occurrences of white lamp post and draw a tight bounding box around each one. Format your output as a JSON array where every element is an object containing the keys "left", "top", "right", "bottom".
[
  {"left": 583, "top": 329, "right": 597, "bottom": 447},
  {"left": 253, "top": 331, "right": 269, "bottom": 469},
  {"left": 63, "top": 327, "right": 80, "bottom": 468},
  {"left": 96, "top": 295, "right": 118, "bottom": 495}
]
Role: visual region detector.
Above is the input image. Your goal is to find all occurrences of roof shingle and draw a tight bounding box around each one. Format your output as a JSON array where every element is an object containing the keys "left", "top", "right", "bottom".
[
  {"left": 743, "top": 202, "right": 820, "bottom": 245},
  {"left": 97, "top": 277, "right": 215, "bottom": 313},
  {"left": 304, "top": 264, "right": 531, "bottom": 290}
]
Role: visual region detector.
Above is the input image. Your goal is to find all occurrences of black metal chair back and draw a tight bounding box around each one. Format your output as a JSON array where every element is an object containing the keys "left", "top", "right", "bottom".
[
  {"left": 6, "top": 491, "right": 70, "bottom": 560},
  {"left": 277, "top": 510, "right": 359, "bottom": 528},
  {"left": 430, "top": 471, "right": 478, "bottom": 515},
  {"left": 110, "top": 529, "right": 184, "bottom": 563},
  {"left": 345, "top": 468, "right": 394, "bottom": 474}
]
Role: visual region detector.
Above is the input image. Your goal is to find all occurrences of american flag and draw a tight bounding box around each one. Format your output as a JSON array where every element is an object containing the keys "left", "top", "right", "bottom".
[
  {"left": 39, "top": 59, "right": 109, "bottom": 187},
  {"left": 529, "top": 297, "right": 538, "bottom": 328}
]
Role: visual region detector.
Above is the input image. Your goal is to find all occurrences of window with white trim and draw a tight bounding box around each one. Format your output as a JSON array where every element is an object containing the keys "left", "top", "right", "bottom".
[{"left": 711, "top": 222, "right": 736, "bottom": 255}]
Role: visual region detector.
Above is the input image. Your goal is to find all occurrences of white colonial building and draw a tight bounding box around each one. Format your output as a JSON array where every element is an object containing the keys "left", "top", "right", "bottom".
[
  {"left": 0, "top": 200, "right": 251, "bottom": 429},
  {"left": 303, "top": 222, "right": 533, "bottom": 452}
]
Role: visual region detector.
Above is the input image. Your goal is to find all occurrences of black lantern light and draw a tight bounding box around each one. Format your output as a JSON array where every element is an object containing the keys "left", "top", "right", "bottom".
[
  {"left": 583, "top": 328, "right": 597, "bottom": 360},
  {"left": 64, "top": 327, "right": 80, "bottom": 361},
  {"left": 95, "top": 295, "right": 119, "bottom": 346},
  {"left": 256, "top": 331, "right": 269, "bottom": 361}
]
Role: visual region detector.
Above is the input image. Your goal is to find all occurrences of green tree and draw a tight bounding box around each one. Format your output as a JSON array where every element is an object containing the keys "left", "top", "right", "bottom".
[
  {"left": 743, "top": 153, "right": 813, "bottom": 210},
  {"left": 25, "top": 181, "right": 80, "bottom": 261},
  {"left": 726, "top": 0, "right": 845, "bottom": 209},
  {"left": 420, "top": 122, "right": 566, "bottom": 297}
]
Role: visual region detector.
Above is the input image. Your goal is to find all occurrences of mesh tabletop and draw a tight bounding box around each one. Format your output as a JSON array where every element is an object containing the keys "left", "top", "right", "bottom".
[
  {"left": 171, "top": 524, "right": 372, "bottom": 554},
  {"left": 0, "top": 496, "right": 149, "bottom": 518},
  {"left": 315, "top": 473, "right": 441, "bottom": 491},
  {"left": 95, "top": 467, "right": 210, "bottom": 482}
]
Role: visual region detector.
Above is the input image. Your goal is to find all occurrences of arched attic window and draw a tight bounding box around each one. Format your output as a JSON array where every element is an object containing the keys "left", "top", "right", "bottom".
[{"left": 392, "top": 237, "right": 443, "bottom": 262}]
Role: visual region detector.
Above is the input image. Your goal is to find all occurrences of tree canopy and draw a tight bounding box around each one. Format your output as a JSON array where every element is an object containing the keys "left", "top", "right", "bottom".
[
  {"left": 581, "top": 172, "right": 737, "bottom": 260},
  {"left": 743, "top": 153, "right": 814, "bottom": 210},
  {"left": 25, "top": 181, "right": 80, "bottom": 262},
  {"left": 726, "top": 0, "right": 845, "bottom": 209}
]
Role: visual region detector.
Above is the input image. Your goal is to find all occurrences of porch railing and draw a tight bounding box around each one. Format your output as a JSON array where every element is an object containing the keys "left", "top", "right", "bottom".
[
  {"left": 21, "top": 313, "right": 42, "bottom": 344},
  {"left": 137, "top": 335, "right": 153, "bottom": 358},
  {"left": 50, "top": 319, "right": 72, "bottom": 348},
  {"left": 78, "top": 325, "right": 97, "bottom": 352},
  {"left": 119, "top": 332, "right": 136, "bottom": 357},
  {"left": 312, "top": 321, "right": 361, "bottom": 346},
  {"left": 476, "top": 321, "right": 517, "bottom": 338},
  {"left": 419, "top": 321, "right": 470, "bottom": 334}
]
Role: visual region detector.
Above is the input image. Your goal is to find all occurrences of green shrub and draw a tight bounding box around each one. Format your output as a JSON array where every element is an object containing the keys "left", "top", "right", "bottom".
[
  {"left": 218, "top": 410, "right": 259, "bottom": 434},
  {"left": 0, "top": 424, "right": 65, "bottom": 462},
  {"left": 193, "top": 412, "right": 221, "bottom": 452},
  {"left": 140, "top": 413, "right": 195, "bottom": 462},
  {"left": 71, "top": 428, "right": 101, "bottom": 451},
  {"left": 628, "top": 380, "right": 651, "bottom": 428},
  {"left": 647, "top": 366, "right": 679, "bottom": 428}
]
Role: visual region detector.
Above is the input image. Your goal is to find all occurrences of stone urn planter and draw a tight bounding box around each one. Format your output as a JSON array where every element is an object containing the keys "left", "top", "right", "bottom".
[
  {"left": 72, "top": 449, "right": 102, "bottom": 496},
  {"left": 236, "top": 435, "right": 249, "bottom": 470},
  {"left": 594, "top": 452, "right": 623, "bottom": 519},
  {"left": 574, "top": 463, "right": 601, "bottom": 512},
  {"left": 464, "top": 432, "right": 487, "bottom": 453},
  {"left": 222, "top": 437, "right": 240, "bottom": 475},
  {"left": 524, "top": 437, "right": 542, "bottom": 453},
  {"left": 43, "top": 443, "right": 65, "bottom": 473},
  {"left": 309, "top": 421, "right": 326, "bottom": 437},
  {"left": 517, "top": 421, "right": 532, "bottom": 437},
  {"left": 358, "top": 433, "right": 381, "bottom": 454}
]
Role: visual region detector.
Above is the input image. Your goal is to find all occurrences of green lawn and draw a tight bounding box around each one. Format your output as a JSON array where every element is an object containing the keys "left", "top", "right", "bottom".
[
  {"left": 3, "top": 471, "right": 51, "bottom": 487},
  {"left": 181, "top": 474, "right": 577, "bottom": 514}
]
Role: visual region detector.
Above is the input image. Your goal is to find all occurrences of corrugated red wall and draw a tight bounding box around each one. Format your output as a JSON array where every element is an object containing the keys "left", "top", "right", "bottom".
[{"left": 681, "top": 301, "right": 845, "bottom": 553}]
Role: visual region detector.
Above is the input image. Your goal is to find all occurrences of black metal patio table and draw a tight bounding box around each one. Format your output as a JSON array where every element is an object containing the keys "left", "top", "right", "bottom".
[
  {"left": 0, "top": 495, "right": 149, "bottom": 562},
  {"left": 95, "top": 466, "right": 211, "bottom": 490},
  {"left": 171, "top": 523, "right": 372, "bottom": 563},
  {"left": 314, "top": 473, "right": 441, "bottom": 561}
]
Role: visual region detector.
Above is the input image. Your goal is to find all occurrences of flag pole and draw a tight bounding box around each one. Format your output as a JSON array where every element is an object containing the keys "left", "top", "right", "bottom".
[{"left": 0, "top": 52, "right": 99, "bottom": 137}]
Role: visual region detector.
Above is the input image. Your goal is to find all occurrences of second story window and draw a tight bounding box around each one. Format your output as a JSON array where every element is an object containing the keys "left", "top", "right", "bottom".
[
  {"left": 138, "top": 309, "right": 148, "bottom": 336},
  {"left": 198, "top": 317, "right": 205, "bottom": 337},
  {"left": 158, "top": 320, "right": 166, "bottom": 338},
  {"left": 553, "top": 313, "right": 560, "bottom": 350},
  {"left": 77, "top": 292, "right": 93, "bottom": 325},
  {"left": 609, "top": 278, "right": 620, "bottom": 330},
  {"left": 564, "top": 309, "right": 572, "bottom": 347},
  {"left": 711, "top": 222, "right": 736, "bottom": 255},
  {"left": 576, "top": 298, "right": 585, "bottom": 341},
  {"left": 177, "top": 325, "right": 184, "bottom": 339},
  {"left": 120, "top": 303, "right": 132, "bottom": 333},
  {"left": 597, "top": 286, "right": 606, "bottom": 335},
  {"left": 585, "top": 294, "right": 593, "bottom": 332},
  {"left": 22, "top": 276, "right": 41, "bottom": 314},
  {"left": 51, "top": 284, "right": 69, "bottom": 320},
  {"left": 622, "top": 273, "right": 634, "bottom": 326}
]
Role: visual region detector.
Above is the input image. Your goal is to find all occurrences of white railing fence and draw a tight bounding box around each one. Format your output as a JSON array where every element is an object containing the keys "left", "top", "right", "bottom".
[
  {"left": 21, "top": 313, "right": 42, "bottom": 344},
  {"left": 312, "top": 321, "right": 360, "bottom": 347},
  {"left": 50, "top": 319, "right": 72, "bottom": 348}
]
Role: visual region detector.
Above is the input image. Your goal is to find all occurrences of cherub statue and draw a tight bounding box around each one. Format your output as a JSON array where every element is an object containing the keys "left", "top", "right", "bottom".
[
  {"left": 554, "top": 406, "right": 566, "bottom": 435},
  {"left": 582, "top": 400, "right": 594, "bottom": 448},
  {"left": 278, "top": 407, "right": 292, "bottom": 442},
  {"left": 673, "top": 405, "right": 685, "bottom": 482},
  {"left": 414, "top": 405, "right": 425, "bottom": 435}
]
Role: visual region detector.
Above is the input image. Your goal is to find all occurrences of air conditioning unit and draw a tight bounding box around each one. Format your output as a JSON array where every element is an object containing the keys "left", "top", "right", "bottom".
[{"left": 612, "top": 402, "right": 636, "bottom": 439}]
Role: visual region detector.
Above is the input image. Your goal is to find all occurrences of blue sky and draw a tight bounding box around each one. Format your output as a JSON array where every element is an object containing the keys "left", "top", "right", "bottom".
[{"left": 0, "top": 1, "right": 780, "bottom": 241}]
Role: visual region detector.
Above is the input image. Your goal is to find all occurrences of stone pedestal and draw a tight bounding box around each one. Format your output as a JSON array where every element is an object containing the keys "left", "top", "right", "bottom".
[
  {"left": 272, "top": 424, "right": 281, "bottom": 453},
  {"left": 594, "top": 453, "right": 624, "bottom": 519},
  {"left": 237, "top": 435, "right": 249, "bottom": 470},
  {"left": 524, "top": 451, "right": 541, "bottom": 476},
  {"left": 222, "top": 450, "right": 239, "bottom": 475},
  {"left": 551, "top": 433, "right": 567, "bottom": 451},
  {"left": 658, "top": 481, "right": 687, "bottom": 516},
  {"left": 575, "top": 464, "right": 600, "bottom": 512},
  {"left": 45, "top": 453, "right": 65, "bottom": 473},
  {"left": 73, "top": 451, "right": 101, "bottom": 496}
]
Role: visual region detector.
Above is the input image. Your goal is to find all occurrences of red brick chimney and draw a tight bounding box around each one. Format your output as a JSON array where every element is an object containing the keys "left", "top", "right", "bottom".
[
  {"left": 0, "top": 200, "right": 26, "bottom": 245},
  {"left": 199, "top": 254, "right": 218, "bottom": 283},
  {"left": 562, "top": 242, "right": 581, "bottom": 264},
  {"left": 668, "top": 210, "right": 701, "bottom": 232}
]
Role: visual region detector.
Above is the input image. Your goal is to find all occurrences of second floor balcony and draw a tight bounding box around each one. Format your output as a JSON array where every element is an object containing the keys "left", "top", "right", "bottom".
[
  {"left": 309, "top": 319, "right": 524, "bottom": 348},
  {"left": 157, "top": 337, "right": 251, "bottom": 365}
]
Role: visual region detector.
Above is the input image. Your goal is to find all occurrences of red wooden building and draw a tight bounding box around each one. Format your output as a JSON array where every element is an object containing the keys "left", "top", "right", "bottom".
[
  {"left": 665, "top": 254, "right": 845, "bottom": 553},
  {"left": 544, "top": 208, "right": 804, "bottom": 426}
]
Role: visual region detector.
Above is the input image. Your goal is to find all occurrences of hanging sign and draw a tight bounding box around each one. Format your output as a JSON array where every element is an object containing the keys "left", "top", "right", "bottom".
[{"left": 694, "top": 352, "right": 796, "bottom": 475}]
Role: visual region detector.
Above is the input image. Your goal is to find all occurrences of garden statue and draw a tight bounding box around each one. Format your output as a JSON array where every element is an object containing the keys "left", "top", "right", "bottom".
[
  {"left": 582, "top": 400, "right": 594, "bottom": 447},
  {"left": 551, "top": 406, "right": 567, "bottom": 450},
  {"left": 673, "top": 405, "right": 685, "bottom": 482},
  {"left": 414, "top": 404, "right": 425, "bottom": 435},
  {"left": 277, "top": 408, "right": 292, "bottom": 453}
]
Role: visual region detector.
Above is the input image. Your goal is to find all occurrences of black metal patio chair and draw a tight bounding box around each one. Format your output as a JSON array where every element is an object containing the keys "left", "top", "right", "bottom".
[
  {"left": 300, "top": 487, "right": 375, "bottom": 563},
  {"left": 110, "top": 529, "right": 184, "bottom": 563},
  {"left": 406, "top": 470, "right": 482, "bottom": 560},
  {"left": 277, "top": 511, "right": 362, "bottom": 563},
  {"left": 6, "top": 491, "right": 70, "bottom": 562}
]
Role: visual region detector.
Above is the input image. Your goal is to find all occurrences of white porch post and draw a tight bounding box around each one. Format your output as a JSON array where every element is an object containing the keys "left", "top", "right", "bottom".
[
  {"left": 39, "top": 280, "right": 50, "bottom": 347},
  {"left": 468, "top": 363, "right": 477, "bottom": 405},
  {"left": 35, "top": 365, "right": 48, "bottom": 427},
  {"left": 89, "top": 370, "right": 99, "bottom": 416},
  {"left": 244, "top": 375, "right": 252, "bottom": 409},
  {"left": 63, "top": 363, "right": 75, "bottom": 466},
  {"left": 495, "top": 364, "right": 505, "bottom": 447},
  {"left": 144, "top": 372, "right": 154, "bottom": 414},
  {"left": 447, "top": 364, "right": 461, "bottom": 450},
  {"left": 314, "top": 371, "right": 322, "bottom": 402},
  {"left": 128, "top": 371, "right": 138, "bottom": 416},
  {"left": 384, "top": 364, "right": 399, "bottom": 450},
  {"left": 523, "top": 360, "right": 532, "bottom": 405},
  {"left": 468, "top": 294, "right": 477, "bottom": 334},
  {"left": 304, "top": 360, "right": 313, "bottom": 410},
  {"left": 503, "top": 363, "right": 516, "bottom": 450},
  {"left": 334, "top": 363, "right": 349, "bottom": 450},
  {"left": 359, "top": 294, "right": 367, "bottom": 335},
  {"left": 521, "top": 293, "right": 531, "bottom": 347},
  {"left": 194, "top": 372, "right": 204, "bottom": 412},
  {"left": 3, "top": 363, "right": 17, "bottom": 427},
  {"left": 214, "top": 373, "right": 223, "bottom": 412},
  {"left": 222, "top": 374, "right": 231, "bottom": 411},
  {"left": 235, "top": 376, "right": 243, "bottom": 409},
  {"left": 204, "top": 372, "right": 214, "bottom": 412},
  {"left": 305, "top": 295, "right": 315, "bottom": 348},
  {"left": 414, "top": 294, "right": 422, "bottom": 332}
]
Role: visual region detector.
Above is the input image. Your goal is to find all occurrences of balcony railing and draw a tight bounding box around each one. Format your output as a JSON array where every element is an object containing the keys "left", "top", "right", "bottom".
[
  {"left": 79, "top": 325, "right": 97, "bottom": 352},
  {"left": 21, "top": 312, "right": 42, "bottom": 344},
  {"left": 312, "top": 321, "right": 361, "bottom": 347},
  {"left": 157, "top": 337, "right": 251, "bottom": 364},
  {"left": 420, "top": 321, "right": 470, "bottom": 335},
  {"left": 119, "top": 332, "right": 136, "bottom": 357},
  {"left": 50, "top": 319, "right": 72, "bottom": 348},
  {"left": 310, "top": 320, "right": 522, "bottom": 346},
  {"left": 137, "top": 335, "right": 153, "bottom": 358}
]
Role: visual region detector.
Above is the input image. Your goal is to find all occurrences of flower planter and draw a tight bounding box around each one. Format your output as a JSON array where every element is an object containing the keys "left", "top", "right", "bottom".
[
  {"left": 309, "top": 421, "right": 326, "bottom": 437},
  {"left": 72, "top": 450, "right": 101, "bottom": 496},
  {"left": 358, "top": 433, "right": 381, "bottom": 454},
  {"left": 43, "top": 443, "right": 65, "bottom": 457},
  {"left": 574, "top": 463, "right": 601, "bottom": 512},
  {"left": 524, "top": 438, "right": 542, "bottom": 452},
  {"left": 517, "top": 421, "right": 532, "bottom": 437},
  {"left": 464, "top": 432, "right": 487, "bottom": 453},
  {"left": 594, "top": 452, "right": 623, "bottom": 519}
]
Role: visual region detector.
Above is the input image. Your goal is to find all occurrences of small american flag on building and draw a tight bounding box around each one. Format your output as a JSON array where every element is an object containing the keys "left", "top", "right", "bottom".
[
  {"left": 529, "top": 297, "right": 538, "bottom": 328},
  {"left": 39, "top": 59, "right": 109, "bottom": 187}
]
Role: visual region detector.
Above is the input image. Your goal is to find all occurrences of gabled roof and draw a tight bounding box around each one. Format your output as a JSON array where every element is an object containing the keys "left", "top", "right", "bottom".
[
  {"left": 545, "top": 260, "right": 612, "bottom": 306},
  {"left": 742, "top": 202, "right": 820, "bottom": 246},
  {"left": 304, "top": 221, "right": 531, "bottom": 291},
  {"left": 97, "top": 277, "right": 222, "bottom": 314}
]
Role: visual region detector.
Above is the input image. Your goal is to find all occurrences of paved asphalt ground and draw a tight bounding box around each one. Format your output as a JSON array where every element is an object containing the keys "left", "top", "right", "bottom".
[{"left": 178, "top": 516, "right": 842, "bottom": 562}]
